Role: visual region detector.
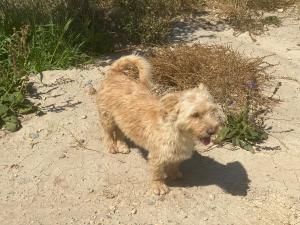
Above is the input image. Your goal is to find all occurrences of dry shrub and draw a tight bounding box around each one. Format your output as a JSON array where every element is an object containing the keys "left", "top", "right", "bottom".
[
  {"left": 207, "top": 0, "right": 296, "bottom": 13},
  {"left": 139, "top": 44, "right": 274, "bottom": 111},
  {"left": 206, "top": 0, "right": 296, "bottom": 35},
  {"left": 246, "top": 0, "right": 296, "bottom": 11}
]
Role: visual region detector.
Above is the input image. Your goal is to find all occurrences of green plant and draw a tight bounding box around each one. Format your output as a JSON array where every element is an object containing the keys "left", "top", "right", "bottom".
[
  {"left": 0, "top": 21, "right": 87, "bottom": 132},
  {"left": 215, "top": 107, "right": 268, "bottom": 152},
  {"left": 26, "top": 20, "right": 88, "bottom": 73},
  {"left": 0, "top": 27, "right": 37, "bottom": 131},
  {"left": 261, "top": 15, "right": 281, "bottom": 26}
]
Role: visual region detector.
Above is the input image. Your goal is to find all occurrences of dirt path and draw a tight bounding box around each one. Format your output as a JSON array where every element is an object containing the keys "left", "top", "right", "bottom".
[{"left": 1, "top": 10, "right": 300, "bottom": 225}]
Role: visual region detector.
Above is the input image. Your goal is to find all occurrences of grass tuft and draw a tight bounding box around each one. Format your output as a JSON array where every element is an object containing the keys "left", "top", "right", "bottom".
[{"left": 0, "top": 21, "right": 88, "bottom": 131}]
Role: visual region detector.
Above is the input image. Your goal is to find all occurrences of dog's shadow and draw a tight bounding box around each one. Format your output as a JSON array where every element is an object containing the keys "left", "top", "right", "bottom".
[
  {"left": 170, "top": 151, "right": 250, "bottom": 196},
  {"left": 130, "top": 141, "right": 250, "bottom": 196}
]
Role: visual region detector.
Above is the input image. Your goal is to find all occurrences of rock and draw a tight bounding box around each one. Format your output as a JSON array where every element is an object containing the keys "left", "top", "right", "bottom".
[
  {"left": 209, "top": 194, "right": 215, "bottom": 200},
  {"left": 85, "top": 80, "right": 93, "bottom": 86},
  {"left": 131, "top": 209, "right": 137, "bottom": 214},
  {"left": 81, "top": 115, "right": 87, "bottom": 119},
  {"left": 78, "top": 139, "right": 85, "bottom": 144},
  {"left": 59, "top": 153, "right": 66, "bottom": 159},
  {"left": 86, "top": 85, "right": 97, "bottom": 95},
  {"left": 103, "top": 190, "right": 116, "bottom": 199},
  {"left": 145, "top": 199, "right": 156, "bottom": 205},
  {"left": 277, "top": 8, "right": 284, "bottom": 12},
  {"left": 29, "top": 132, "right": 39, "bottom": 139}
]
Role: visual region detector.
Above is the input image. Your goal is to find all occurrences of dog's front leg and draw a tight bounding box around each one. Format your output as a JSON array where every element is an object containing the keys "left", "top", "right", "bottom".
[
  {"left": 149, "top": 160, "right": 169, "bottom": 195},
  {"left": 165, "top": 162, "right": 183, "bottom": 180}
]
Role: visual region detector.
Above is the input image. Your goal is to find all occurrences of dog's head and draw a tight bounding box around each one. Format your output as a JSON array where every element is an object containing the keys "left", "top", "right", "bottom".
[{"left": 161, "top": 83, "right": 221, "bottom": 145}]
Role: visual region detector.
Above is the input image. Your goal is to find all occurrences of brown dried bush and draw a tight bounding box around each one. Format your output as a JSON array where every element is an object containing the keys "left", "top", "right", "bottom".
[{"left": 129, "top": 44, "right": 274, "bottom": 111}]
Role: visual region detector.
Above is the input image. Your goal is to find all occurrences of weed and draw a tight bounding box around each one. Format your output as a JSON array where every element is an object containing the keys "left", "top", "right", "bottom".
[
  {"left": 215, "top": 101, "right": 268, "bottom": 152},
  {"left": 0, "top": 27, "right": 37, "bottom": 131},
  {"left": 206, "top": 0, "right": 295, "bottom": 35},
  {"left": 26, "top": 20, "right": 88, "bottom": 73},
  {"left": 261, "top": 16, "right": 281, "bottom": 26},
  {"left": 0, "top": 21, "right": 87, "bottom": 132}
]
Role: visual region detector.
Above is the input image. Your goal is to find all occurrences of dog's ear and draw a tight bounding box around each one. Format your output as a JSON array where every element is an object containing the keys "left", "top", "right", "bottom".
[{"left": 160, "top": 92, "right": 180, "bottom": 118}]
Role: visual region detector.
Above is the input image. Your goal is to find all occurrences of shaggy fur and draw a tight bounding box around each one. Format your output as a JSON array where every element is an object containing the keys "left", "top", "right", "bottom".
[{"left": 96, "top": 55, "right": 220, "bottom": 195}]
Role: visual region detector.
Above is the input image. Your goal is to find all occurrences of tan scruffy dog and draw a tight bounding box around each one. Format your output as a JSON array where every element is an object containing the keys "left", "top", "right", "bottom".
[{"left": 96, "top": 55, "right": 220, "bottom": 195}]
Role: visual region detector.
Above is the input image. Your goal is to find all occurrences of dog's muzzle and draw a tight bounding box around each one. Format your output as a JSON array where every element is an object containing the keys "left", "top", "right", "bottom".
[{"left": 200, "top": 136, "right": 211, "bottom": 145}]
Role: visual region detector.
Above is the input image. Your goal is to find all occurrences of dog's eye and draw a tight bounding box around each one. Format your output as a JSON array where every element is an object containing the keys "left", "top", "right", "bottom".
[{"left": 191, "top": 112, "right": 200, "bottom": 118}]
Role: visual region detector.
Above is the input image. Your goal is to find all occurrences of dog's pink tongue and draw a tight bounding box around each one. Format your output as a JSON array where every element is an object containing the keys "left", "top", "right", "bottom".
[{"left": 201, "top": 137, "right": 211, "bottom": 145}]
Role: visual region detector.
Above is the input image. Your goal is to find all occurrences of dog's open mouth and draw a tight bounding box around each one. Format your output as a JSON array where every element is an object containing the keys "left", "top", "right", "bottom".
[{"left": 200, "top": 137, "right": 211, "bottom": 145}]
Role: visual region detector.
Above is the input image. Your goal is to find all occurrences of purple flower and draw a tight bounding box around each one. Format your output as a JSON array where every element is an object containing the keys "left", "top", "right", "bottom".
[
  {"left": 228, "top": 99, "right": 236, "bottom": 108},
  {"left": 246, "top": 80, "right": 257, "bottom": 90}
]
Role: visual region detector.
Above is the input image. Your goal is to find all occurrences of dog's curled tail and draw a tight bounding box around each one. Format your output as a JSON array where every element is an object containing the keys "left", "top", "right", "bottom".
[{"left": 109, "top": 55, "right": 152, "bottom": 88}]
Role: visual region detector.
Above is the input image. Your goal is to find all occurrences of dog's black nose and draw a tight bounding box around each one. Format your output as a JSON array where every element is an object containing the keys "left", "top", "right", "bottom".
[{"left": 207, "top": 128, "right": 216, "bottom": 135}]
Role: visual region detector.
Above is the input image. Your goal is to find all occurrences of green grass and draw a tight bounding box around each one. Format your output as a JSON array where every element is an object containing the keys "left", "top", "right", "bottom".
[
  {"left": 0, "top": 21, "right": 87, "bottom": 131},
  {"left": 26, "top": 21, "right": 88, "bottom": 73},
  {"left": 215, "top": 106, "right": 268, "bottom": 152},
  {"left": 261, "top": 16, "right": 281, "bottom": 26}
]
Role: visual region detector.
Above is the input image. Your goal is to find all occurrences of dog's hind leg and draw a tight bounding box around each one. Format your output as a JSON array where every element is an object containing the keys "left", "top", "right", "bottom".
[
  {"left": 99, "top": 110, "right": 118, "bottom": 154},
  {"left": 115, "top": 128, "right": 130, "bottom": 154}
]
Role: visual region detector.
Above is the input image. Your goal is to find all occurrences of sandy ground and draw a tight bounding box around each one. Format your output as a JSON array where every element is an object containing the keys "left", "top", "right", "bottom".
[{"left": 1, "top": 9, "right": 300, "bottom": 225}]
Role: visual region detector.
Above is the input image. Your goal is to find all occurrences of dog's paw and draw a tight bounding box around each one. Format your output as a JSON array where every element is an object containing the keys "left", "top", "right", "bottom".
[
  {"left": 108, "top": 147, "right": 118, "bottom": 154},
  {"left": 168, "top": 170, "right": 183, "bottom": 180},
  {"left": 151, "top": 181, "right": 169, "bottom": 195},
  {"left": 117, "top": 142, "right": 130, "bottom": 154}
]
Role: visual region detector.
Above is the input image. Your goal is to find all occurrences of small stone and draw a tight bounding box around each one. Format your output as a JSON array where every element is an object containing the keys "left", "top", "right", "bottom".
[
  {"left": 29, "top": 132, "right": 39, "bottom": 139},
  {"left": 59, "top": 153, "right": 66, "bottom": 159},
  {"left": 88, "top": 189, "right": 95, "bottom": 194},
  {"left": 277, "top": 8, "right": 284, "bottom": 12},
  {"left": 203, "top": 217, "right": 208, "bottom": 221},
  {"left": 209, "top": 194, "right": 215, "bottom": 200},
  {"left": 78, "top": 139, "right": 85, "bottom": 144},
  {"left": 131, "top": 209, "right": 137, "bottom": 214},
  {"left": 103, "top": 190, "right": 116, "bottom": 199},
  {"left": 85, "top": 80, "right": 93, "bottom": 86},
  {"left": 145, "top": 199, "right": 156, "bottom": 205},
  {"left": 86, "top": 86, "right": 97, "bottom": 95},
  {"left": 81, "top": 115, "right": 87, "bottom": 119}
]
